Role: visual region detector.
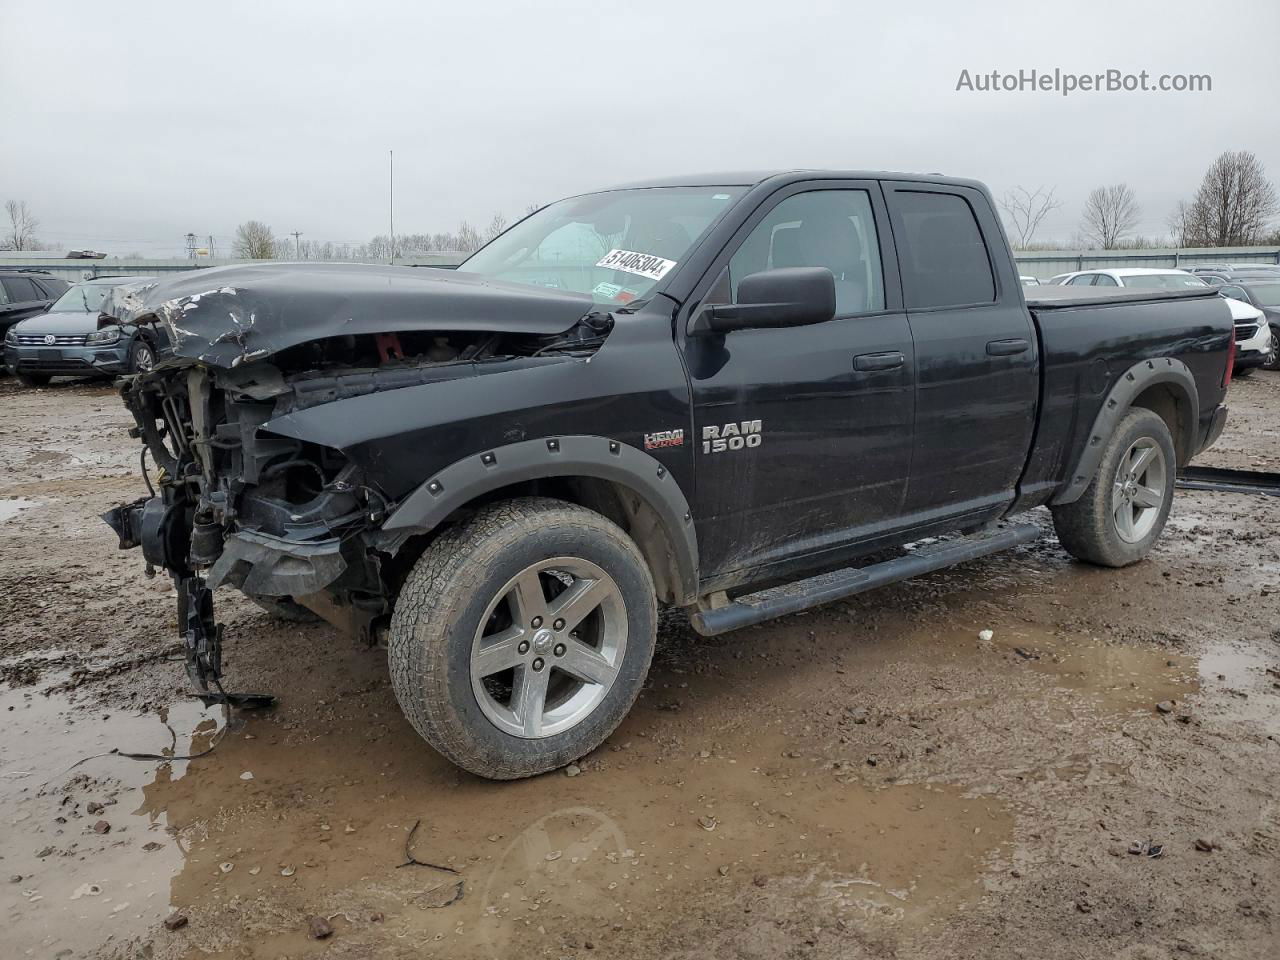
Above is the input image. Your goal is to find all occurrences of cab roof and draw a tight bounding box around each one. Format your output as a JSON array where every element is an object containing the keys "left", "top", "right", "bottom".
[{"left": 607, "top": 170, "right": 986, "bottom": 191}]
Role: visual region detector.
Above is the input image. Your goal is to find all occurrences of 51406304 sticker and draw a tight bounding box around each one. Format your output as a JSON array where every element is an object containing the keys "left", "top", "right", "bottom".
[{"left": 595, "top": 249, "right": 677, "bottom": 282}]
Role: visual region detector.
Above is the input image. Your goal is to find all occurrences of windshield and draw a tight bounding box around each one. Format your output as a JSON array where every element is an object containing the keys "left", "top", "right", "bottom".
[
  {"left": 51, "top": 284, "right": 112, "bottom": 313},
  {"left": 1247, "top": 283, "right": 1280, "bottom": 307},
  {"left": 1122, "top": 274, "right": 1207, "bottom": 290},
  {"left": 457, "top": 187, "right": 745, "bottom": 305}
]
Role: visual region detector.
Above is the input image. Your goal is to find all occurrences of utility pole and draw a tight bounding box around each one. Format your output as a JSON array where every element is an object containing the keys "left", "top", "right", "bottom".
[
  {"left": 389, "top": 149, "right": 395, "bottom": 261},
  {"left": 207, "top": 235, "right": 217, "bottom": 259},
  {"left": 290, "top": 230, "right": 302, "bottom": 259}
]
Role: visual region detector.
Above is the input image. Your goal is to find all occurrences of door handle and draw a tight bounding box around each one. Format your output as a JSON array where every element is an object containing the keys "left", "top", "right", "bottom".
[
  {"left": 853, "top": 351, "right": 905, "bottom": 372},
  {"left": 986, "top": 338, "right": 1030, "bottom": 357}
]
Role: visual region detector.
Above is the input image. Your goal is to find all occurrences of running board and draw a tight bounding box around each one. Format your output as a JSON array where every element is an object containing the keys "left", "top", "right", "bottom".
[
  {"left": 1176, "top": 466, "right": 1280, "bottom": 498},
  {"left": 689, "top": 523, "right": 1042, "bottom": 637}
]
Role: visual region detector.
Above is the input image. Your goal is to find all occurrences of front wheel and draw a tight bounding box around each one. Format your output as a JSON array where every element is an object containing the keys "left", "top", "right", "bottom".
[
  {"left": 128, "top": 339, "right": 155, "bottom": 374},
  {"left": 1051, "top": 408, "right": 1176, "bottom": 567},
  {"left": 389, "top": 498, "right": 657, "bottom": 780},
  {"left": 1261, "top": 330, "right": 1279, "bottom": 370}
]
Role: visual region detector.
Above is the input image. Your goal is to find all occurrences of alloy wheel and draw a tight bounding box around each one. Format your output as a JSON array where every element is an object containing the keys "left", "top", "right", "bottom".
[{"left": 470, "top": 557, "right": 627, "bottom": 739}]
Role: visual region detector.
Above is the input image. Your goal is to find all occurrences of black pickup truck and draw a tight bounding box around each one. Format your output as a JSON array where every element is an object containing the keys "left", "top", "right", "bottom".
[{"left": 103, "top": 171, "right": 1233, "bottom": 779}]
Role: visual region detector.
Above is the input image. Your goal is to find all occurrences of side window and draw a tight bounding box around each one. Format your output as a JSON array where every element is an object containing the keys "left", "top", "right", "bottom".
[
  {"left": 0, "top": 282, "right": 10, "bottom": 305},
  {"left": 1093, "top": 274, "right": 1118, "bottom": 286},
  {"left": 729, "top": 190, "right": 884, "bottom": 316},
  {"left": 1067, "top": 274, "right": 1096, "bottom": 286},
  {"left": 36, "top": 278, "right": 69, "bottom": 297},
  {"left": 893, "top": 191, "right": 996, "bottom": 309},
  {"left": 2, "top": 278, "right": 40, "bottom": 302},
  {"left": 1220, "top": 285, "right": 1247, "bottom": 300}
]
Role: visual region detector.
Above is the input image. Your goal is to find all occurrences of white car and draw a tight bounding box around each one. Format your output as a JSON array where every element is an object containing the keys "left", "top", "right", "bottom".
[{"left": 1051, "top": 268, "right": 1273, "bottom": 375}]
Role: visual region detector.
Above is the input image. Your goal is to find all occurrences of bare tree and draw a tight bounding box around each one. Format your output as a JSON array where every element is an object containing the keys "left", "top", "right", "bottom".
[
  {"left": 233, "top": 220, "right": 277, "bottom": 259},
  {"left": 1080, "top": 184, "right": 1141, "bottom": 249},
  {"left": 998, "top": 186, "right": 1061, "bottom": 249},
  {"left": 484, "top": 212, "right": 508, "bottom": 242},
  {"left": 1178, "top": 151, "right": 1278, "bottom": 247},
  {"left": 456, "top": 221, "right": 484, "bottom": 252},
  {"left": 4, "top": 200, "right": 41, "bottom": 251}
]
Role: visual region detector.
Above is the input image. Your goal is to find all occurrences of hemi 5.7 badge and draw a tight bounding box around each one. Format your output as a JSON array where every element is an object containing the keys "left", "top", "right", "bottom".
[{"left": 644, "top": 428, "right": 684, "bottom": 450}]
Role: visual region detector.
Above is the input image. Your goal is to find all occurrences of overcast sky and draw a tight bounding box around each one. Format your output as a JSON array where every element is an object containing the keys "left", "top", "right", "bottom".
[{"left": 3, "top": 0, "right": 1279, "bottom": 257}]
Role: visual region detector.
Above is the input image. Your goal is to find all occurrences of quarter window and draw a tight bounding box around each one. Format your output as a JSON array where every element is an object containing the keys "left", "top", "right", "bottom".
[
  {"left": 729, "top": 190, "right": 885, "bottom": 316},
  {"left": 1093, "top": 274, "right": 1118, "bottom": 286},
  {"left": 894, "top": 191, "right": 996, "bottom": 309}
]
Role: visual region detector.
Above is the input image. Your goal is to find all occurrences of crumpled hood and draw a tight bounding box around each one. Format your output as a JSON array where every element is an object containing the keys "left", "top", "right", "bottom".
[
  {"left": 10, "top": 309, "right": 95, "bottom": 337},
  {"left": 104, "top": 262, "right": 595, "bottom": 369}
]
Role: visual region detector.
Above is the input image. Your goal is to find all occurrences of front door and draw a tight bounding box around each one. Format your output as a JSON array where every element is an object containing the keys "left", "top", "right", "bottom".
[{"left": 680, "top": 183, "right": 916, "bottom": 583}]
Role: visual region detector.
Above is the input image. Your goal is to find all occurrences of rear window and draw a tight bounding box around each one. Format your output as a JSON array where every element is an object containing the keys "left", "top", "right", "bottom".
[{"left": 894, "top": 191, "right": 995, "bottom": 309}]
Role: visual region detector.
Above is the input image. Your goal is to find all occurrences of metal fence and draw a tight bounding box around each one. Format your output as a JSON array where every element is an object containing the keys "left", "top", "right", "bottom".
[
  {"left": 6, "top": 247, "right": 1280, "bottom": 283},
  {"left": 1012, "top": 246, "right": 1280, "bottom": 280}
]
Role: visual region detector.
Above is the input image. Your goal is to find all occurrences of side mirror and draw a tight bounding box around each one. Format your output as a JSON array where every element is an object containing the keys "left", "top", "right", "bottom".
[{"left": 690, "top": 267, "right": 836, "bottom": 335}]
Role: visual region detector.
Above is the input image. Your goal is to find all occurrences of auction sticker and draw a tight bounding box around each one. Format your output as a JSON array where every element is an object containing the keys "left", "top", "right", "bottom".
[{"left": 595, "top": 249, "right": 677, "bottom": 282}]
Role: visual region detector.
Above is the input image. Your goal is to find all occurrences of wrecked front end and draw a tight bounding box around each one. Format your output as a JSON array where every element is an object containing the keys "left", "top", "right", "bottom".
[{"left": 102, "top": 264, "right": 611, "bottom": 697}]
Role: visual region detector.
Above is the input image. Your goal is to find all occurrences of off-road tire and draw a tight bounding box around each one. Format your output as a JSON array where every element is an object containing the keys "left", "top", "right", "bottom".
[
  {"left": 389, "top": 497, "right": 656, "bottom": 780},
  {"left": 1051, "top": 408, "right": 1176, "bottom": 567},
  {"left": 17, "top": 373, "right": 51, "bottom": 387},
  {"left": 247, "top": 594, "right": 321, "bottom": 623}
]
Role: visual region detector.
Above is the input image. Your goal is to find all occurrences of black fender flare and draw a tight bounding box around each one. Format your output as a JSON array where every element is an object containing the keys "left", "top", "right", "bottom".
[
  {"left": 381, "top": 435, "right": 699, "bottom": 602},
  {"left": 1053, "top": 356, "right": 1198, "bottom": 506}
]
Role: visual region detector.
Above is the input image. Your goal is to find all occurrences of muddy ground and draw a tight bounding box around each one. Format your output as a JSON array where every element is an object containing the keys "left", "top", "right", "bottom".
[{"left": 1, "top": 371, "right": 1278, "bottom": 960}]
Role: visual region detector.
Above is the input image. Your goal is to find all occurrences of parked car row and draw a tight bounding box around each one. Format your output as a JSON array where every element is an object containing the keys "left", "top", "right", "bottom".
[
  {"left": 1044, "top": 267, "right": 1276, "bottom": 375},
  {"left": 2, "top": 274, "right": 158, "bottom": 386}
]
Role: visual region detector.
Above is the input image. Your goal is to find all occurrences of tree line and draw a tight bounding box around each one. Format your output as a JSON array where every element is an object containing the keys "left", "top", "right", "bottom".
[
  {"left": 7, "top": 153, "right": 1279, "bottom": 257},
  {"left": 1000, "top": 150, "right": 1279, "bottom": 250}
]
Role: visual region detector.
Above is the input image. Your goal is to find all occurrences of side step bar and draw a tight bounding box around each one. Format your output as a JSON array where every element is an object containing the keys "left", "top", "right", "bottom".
[
  {"left": 1176, "top": 466, "right": 1280, "bottom": 498},
  {"left": 689, "top": 523, "right": 1042, "bottom": 637}
]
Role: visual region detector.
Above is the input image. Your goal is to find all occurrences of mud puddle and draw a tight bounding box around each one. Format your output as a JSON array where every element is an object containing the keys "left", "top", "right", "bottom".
[
  {"left": 0, "top": 684, "right": 222, "bottom": 958},
  {"left": 3, "top": 675, "right": 1014, "bottom": 958},
  {"left": 0, "top": 498, "right": 39, "bottom": 522}
]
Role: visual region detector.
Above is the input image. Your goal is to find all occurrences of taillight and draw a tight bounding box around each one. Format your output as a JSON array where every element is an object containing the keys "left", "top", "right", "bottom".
[{"left": 1223, "top": 329, "right": 1235, "bottom": 388}]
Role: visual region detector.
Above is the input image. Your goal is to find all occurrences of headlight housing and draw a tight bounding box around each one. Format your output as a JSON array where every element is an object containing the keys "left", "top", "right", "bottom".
[
  {"left": 86, "top": 326, "right": 121, "bottom": 346},
  {"left": 3, "top": 326, "right": 18, "bottom": 345}
]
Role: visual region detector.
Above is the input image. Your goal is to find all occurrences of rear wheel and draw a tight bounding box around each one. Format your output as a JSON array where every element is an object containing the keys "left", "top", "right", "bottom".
[
  {"left": 1051, "top": 408, "right": 1176, "bottom": 567},
  {"left": 17, "top": 373, "right": 51, "bottom": 387},
  {"left": 389, "top": 498, "right": 656, "bottom": 780}
]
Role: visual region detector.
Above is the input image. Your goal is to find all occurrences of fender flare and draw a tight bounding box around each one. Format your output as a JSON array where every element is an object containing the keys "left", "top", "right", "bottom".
[
  {"left": 382, "top": 435, "right": 699, "bottom": 602},
  {"left": 1053, "top": 356, "right": 1198, "bottom": 506}
]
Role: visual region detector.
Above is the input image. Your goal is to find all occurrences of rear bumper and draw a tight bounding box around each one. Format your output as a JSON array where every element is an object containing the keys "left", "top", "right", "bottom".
[{"left": 4, "top": 342, "right": 130, "bottom": 376}]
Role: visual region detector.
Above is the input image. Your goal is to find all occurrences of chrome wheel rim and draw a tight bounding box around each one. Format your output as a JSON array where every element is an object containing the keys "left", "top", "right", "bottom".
[
  {"left": 470, "top": 557, "right": 626, "bottom": 739},
  {"left": 134, "top": 344, "right": 154, "bottom": 372},
  {"left": 1112, "top": 438, "right": 1167, "bottom": 543}
]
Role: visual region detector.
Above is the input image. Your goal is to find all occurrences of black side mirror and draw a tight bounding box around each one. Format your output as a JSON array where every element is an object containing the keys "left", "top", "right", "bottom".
[{"left": 690, "top": 267, "right": 836, "bottom": 335}]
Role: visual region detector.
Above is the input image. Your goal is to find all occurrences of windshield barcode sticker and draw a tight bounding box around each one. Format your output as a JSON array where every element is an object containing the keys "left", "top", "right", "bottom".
[{"left": 595, "top": 249, "right": 677, "bottom": 282}]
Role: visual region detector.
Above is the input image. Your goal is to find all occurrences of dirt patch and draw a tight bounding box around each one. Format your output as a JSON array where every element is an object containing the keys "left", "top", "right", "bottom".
[{"left": 2, "top": 372, "right": 1279, "bottom": 959}]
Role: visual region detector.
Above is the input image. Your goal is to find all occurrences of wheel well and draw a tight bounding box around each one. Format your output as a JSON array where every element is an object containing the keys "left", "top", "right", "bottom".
[
  {"left": 1130, "top": 383, "right": 1191, "bottom": 465},
  {"left": 388, "top": 476, "right": 687, "bottom": 605}
]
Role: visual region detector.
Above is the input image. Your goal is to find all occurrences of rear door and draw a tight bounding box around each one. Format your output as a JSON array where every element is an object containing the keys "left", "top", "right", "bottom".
[
  {"left": 884, "top": 183, "right": 1038, "bottom": 522},
  {"left": 1, "top": 277, "right": 52, "bottom": 323},
  {"left": 681, "top": 181, "right": 916, "bottom": 581}
]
